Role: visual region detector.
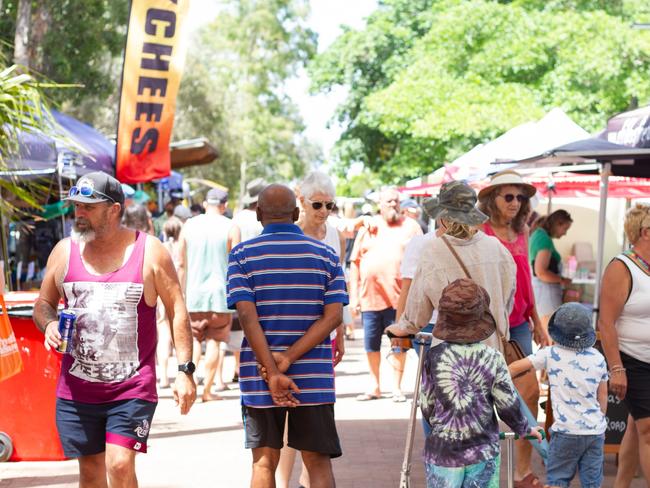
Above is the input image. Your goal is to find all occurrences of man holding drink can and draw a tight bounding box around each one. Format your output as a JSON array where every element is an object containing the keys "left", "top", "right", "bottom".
[{"left": 34, "top": 171, "right": 196, "bottom": 488}]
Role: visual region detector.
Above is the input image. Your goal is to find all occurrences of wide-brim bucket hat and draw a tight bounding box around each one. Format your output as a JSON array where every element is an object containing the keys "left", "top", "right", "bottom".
[
  {"left": 548, "top": 302, "right": 596, "bottom": 350},
  {"left": 433, "top": 278, "right": 497, "bottom": 344},
  {"left": 477, "top": 170, "right": 537, "bottom": 202},
  {"left": 423, "top": 181, "right": 488, "bottom": 226}
]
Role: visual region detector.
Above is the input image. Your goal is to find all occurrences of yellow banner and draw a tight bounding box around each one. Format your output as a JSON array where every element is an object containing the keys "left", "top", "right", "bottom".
[{"left": 116, "top": 0, "right": 190, "bottom": 183}]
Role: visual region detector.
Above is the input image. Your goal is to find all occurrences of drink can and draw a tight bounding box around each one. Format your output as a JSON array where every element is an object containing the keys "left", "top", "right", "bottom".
[{"left": 57, "top": 309, "right": 77, "bottom": 354}]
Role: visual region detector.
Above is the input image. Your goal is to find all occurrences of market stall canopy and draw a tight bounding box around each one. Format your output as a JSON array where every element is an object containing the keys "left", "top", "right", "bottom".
[
  {"left": 600, "top": 105, "right": 650, "bottom": 148},
  {"left": 1, "top": 109, "right": 114, "bottom": 179},
  {"left": 399, "top": 170, "right": 650, "bottom": 199},
  {"left": 170, "top": 138, "right": 218, "bottom": 170},
  {"left": 506, "top": 138, "right": 650, "bottom": 177},
  {"left": 446, "top": 108, "right": 589, "bottom": 181}
]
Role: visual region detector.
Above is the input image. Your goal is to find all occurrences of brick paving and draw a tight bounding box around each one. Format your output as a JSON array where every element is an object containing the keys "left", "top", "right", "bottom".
[{"left": 0, "top": 327, "right": 645, "bottom": 487}]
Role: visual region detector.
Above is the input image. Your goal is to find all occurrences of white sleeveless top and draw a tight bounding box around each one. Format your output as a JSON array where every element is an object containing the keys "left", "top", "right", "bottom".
[
  {"left": 322, "top": 223, "right": 341, "bottom": 258},
  {"left": 616, "top": 253, "right": 650, "bottom": 363}
]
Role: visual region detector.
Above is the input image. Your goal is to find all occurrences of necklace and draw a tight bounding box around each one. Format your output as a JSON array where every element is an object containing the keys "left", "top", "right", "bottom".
[{"left": 624, "top": 248, "right": 650, "bottom": 275}]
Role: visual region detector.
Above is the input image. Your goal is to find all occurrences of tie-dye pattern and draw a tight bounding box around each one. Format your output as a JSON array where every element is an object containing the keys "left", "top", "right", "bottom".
[
  {"left": 420, "top": 342, "right": 528, "bottom": 467},
  {"left": 425, "top": 455, "right": 500, "bottom": 488}
]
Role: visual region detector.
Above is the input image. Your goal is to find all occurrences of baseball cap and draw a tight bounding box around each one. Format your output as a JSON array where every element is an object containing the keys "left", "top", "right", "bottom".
[
  {"left": 206, "top": 188, "right": 228, "bottom": 204},
  {"left": 64, "top": 171, "right": 125, "bottom": 205},
  {"left": 173, "top": 204, "right": 192, "bottom": 221}
]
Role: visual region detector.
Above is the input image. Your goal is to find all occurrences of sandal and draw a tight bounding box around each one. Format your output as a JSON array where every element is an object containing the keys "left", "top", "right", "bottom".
[
  {"left": 514, "top": 473, "right": 542, "bottom": 488},
  {"left": 392, "top": 393, "right": 407, "bottom": 403},
  {"left": 355, "top": 393, "right": 381, "bottom": 401}
]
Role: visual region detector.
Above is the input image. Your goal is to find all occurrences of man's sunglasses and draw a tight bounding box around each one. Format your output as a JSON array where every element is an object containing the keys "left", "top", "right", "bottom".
[
  {"left": 306, "top": 199, "right": 335, "bottom": 211},
  {"left": 68, "top": 185, "right": 115, "bottom": 203},
  {"left": 499, "top": 193, "right": 528, "bottom": 203}
]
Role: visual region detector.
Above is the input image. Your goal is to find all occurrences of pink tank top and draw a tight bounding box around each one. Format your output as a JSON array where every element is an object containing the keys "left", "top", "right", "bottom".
[
  {"left": 483, "top": 223, "right": 534, "bottom": 328},
  {"left": 57, "top": 231, "right": 157, "bottom": 403}
]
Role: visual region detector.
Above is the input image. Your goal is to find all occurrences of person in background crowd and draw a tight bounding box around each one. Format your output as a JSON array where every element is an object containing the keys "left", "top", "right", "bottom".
[
  {"left": 393, "top": 211, "right": 445, "bottom": 438},
  {"left": 173, "top": 204, "right": 192, "bottom": 223},
  {"left": 233, "top": 178, "right": 266, "bottom": 243},
  {"left": 478, "top": 170, "right": 551, "bottom": 488},
  {"left": 401, "top": 198, "right": 428, "bottom": 234},
  {"left": 227, "top": 184, "right": 347, "bottom": 488},
  {"left": 528, "top": 210, "right": 573, "bottom": 328},
  {"left": 190, "top": 203, "right": 204, "bottom": 216},
  {"left": 420, "top": 279, "right": 542, "bottom": 488},
  {"left": 178, "top": 188, "right": 240, "bottom": 402},
  {"left": 34, "top": 171, "right": 195, "bottom": 488},
  {"left": 156, "top": 216, "right": 184, "bottom": 388},
  {"left": 122, "top": 204, "right": 154, "bottom": 235},
  {"left": 350, "top": 187, "right": 422, "bottom": 402},
  {"left": 153, "top": 189, "right": 182, "bottom": 239},
  {"left": 510, "top": 303, "right": 608, "bottom": 488},
  {"left": 600, "top": 203, "right": 650, "bottom": 487}
]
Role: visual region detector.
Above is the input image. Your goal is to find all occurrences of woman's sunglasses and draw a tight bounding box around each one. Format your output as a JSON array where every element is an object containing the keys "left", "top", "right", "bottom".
[
  {"left": 68, "top": 185, "right": 115, "bottom": 203},
  {"left": 499, "top": 193, "right": 528, "bottom": 203},
  {"left": 306, "top": 199, "right": 335, "bottom": 211}
]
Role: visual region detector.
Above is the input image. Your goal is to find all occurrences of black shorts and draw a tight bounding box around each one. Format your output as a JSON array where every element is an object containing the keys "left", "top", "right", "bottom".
[
  {"left": 621, "top": 352, "right": 650, "bottom": 420},
  {"left": 242, "top": 404, "right": 342, "bottom": 458}
]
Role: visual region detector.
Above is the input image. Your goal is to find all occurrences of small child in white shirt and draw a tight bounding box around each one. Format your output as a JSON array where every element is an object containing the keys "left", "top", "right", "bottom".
[{"left": 509, "top": 302, "right": 608, "bottom": 488}]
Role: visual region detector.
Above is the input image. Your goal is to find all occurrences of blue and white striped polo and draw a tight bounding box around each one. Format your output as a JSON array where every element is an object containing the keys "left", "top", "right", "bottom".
[{"left": 227, "top": 223, "right": 348, "bottom": 408}]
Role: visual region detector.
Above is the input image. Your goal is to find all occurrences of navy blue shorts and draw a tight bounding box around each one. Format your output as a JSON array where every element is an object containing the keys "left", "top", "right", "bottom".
[
  {"left": 362, "top": 308, "right": 396, "bottom": 352},
  {"left": 55, "top": 398, "right": 157, "bottom": 458}
]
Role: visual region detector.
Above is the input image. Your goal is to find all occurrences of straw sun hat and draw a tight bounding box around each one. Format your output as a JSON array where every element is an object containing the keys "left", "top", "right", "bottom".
[{"left": 477, "top": 170, "right": 537, "bottom": 201}]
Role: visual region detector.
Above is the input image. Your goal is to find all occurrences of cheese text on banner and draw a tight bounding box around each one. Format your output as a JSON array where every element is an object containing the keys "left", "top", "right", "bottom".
[{"left": 116, "top": 0, "right": 190, "bottom": 183}]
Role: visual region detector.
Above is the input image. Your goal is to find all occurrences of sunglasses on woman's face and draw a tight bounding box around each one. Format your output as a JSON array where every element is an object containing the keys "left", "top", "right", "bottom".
[
  {"left": 306, "top": 199, "right": 335, "bottom": 211},
  {"left": 499, "top": 193, "right": 528, "bottom": 203}
]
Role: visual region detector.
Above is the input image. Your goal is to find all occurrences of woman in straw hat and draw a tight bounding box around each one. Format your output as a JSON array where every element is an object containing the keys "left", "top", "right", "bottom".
[{"left": 478, "top": 169, "right": 551, "bottom": 488}]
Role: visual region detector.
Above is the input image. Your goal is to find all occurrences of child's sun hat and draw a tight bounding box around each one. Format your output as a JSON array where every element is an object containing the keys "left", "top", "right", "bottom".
[{"left": 548, "top": 302, "right": 596, "bottom": 350}]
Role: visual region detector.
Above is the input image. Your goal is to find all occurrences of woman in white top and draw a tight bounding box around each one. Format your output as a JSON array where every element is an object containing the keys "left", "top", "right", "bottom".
[
  {"left": 275, "top": 171, "right": 346, "bottom": 488},
  {"left": 600, "top": 202, "right": 650, "bottom": 486}
]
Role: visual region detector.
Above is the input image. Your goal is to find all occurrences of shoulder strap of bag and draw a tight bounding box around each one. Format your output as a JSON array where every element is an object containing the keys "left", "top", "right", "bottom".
[
  {"left": 440, "top": 235, "right": 509, "bottom": 342},
  {"left": 441, "top": 235, "right": 471, "bottom": 279}
]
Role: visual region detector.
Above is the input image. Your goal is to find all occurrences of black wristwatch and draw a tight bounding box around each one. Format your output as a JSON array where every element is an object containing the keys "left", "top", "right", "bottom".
[{"left": 178, "top": 361, "right": 196, "bottom": 375}]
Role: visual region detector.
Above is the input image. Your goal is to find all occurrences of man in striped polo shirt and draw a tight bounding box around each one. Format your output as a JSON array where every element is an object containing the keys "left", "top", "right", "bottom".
[{"left": 227, "top": 184, "right": 348, "bottom": 488}]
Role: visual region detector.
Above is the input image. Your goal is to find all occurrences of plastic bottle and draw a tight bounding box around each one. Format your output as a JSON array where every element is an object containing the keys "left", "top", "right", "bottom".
[{"left": 567, "top": 255, "right": 577, "bottom": 279}]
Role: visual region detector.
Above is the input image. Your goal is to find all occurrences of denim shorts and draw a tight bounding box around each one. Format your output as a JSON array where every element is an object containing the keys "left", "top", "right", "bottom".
[
  {"left": 361, "top": 308, "right": 396, "bottom": 352},
  {"left": 509, "top": 321, "right": 533, "bottom": 356},
  {"left": 547, "top": 432, "right": 604, "bottom": 488}
]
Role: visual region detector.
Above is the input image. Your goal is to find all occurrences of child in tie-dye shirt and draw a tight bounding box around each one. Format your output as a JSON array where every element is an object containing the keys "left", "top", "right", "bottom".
[
  {"left": 420, "top": 279, "right": 542, "bottom": 488},
  {"left": 510, "top": 303, "right": 607, "bottom": 488}
]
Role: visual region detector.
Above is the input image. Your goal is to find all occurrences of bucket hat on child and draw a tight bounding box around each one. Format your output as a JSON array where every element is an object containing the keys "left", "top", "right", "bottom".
[
  {"left": 548, "top": 302, "right": 595, "bottom": 350},
  {"left": 433, "top": 278, "right": 497, "bottom": 344},
  {"left": 423, "top": 181, "right": 488, "bottom": 226}
]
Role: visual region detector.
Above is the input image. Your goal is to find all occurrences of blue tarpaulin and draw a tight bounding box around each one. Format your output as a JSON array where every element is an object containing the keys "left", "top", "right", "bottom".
[{"left": 2, "top": 109, "right": 114, "bottom": 178}]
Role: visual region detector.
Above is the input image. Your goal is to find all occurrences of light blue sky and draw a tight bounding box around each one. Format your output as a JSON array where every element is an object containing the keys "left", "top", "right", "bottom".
[{"left": 186, "top": 0, "right": 378, "bottom": 161}]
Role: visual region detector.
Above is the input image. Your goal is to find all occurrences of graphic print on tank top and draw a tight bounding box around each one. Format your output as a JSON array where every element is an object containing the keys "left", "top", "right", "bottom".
[{"left": 62, "top": 281, "right": 144, "bottom": 383}]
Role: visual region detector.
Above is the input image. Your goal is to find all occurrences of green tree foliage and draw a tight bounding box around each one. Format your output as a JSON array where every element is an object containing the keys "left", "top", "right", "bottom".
[
  {"left": 174, "top": 0, "right": 318, "bottom": 196},
  {"left": 310, "top": 0, "right": 650, "bottom": 184},
  {"left": 0, "top": 0, "right": 129, "bottom": 115}
]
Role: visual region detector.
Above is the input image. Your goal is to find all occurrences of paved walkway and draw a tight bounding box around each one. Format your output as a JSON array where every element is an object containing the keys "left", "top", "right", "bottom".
[{"left": 0, "top": 328, "right": 645, "bottom": 487}]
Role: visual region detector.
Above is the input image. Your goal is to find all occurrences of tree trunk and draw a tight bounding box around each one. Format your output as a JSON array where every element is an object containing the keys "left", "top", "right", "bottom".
[
  {"left": 13, "top": 0, "right": 31, "bottom": 67},
  {"left": 28, "top": 2, "right": 52, "bottom": 73}
]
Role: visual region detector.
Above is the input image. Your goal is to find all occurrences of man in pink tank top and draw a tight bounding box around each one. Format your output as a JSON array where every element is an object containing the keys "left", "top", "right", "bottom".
[{"left": 34, "top": 171, "right": 196, "bottom": 488}]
